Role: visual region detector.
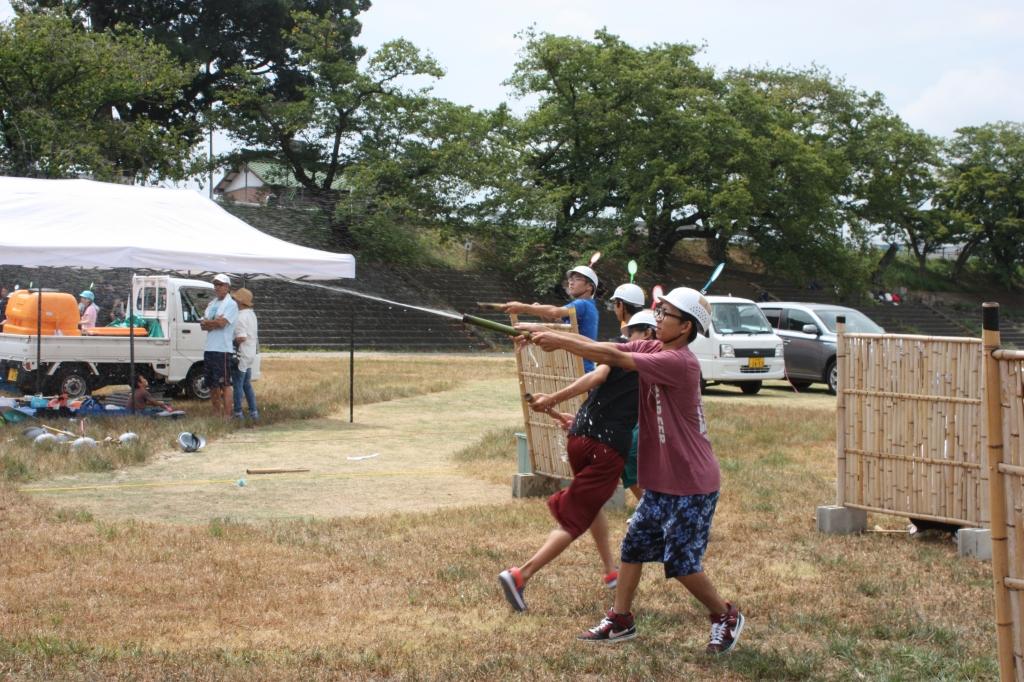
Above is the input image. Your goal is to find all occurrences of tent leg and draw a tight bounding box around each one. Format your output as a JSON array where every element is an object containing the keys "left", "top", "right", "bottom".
[
  {"left": 128, "top": 275, "right": 135, "bottom": 415},
  {"left": 35, "top": 281, "right": 42, "bottom": 395},
  {"left": 349, "top": 304, "right": 354, "bottom": 424}
]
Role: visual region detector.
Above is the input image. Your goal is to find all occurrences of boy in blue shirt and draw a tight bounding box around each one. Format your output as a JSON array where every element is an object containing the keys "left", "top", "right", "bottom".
[{"left": 503, "top": 265, "right": 600, "bottom": 371}]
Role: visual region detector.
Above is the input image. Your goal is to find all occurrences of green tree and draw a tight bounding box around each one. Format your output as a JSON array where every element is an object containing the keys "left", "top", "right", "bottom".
[
  {"left": 15, "top": 0, "right": 371, "bottom": 153},
  {"left": 336, "top": 99, "right": 513, "bottom": 262},
  {"left": 853, "top": 117, "right": 956, "bottom": 276},
  {"left": 506, "top": 34, "right": 902, "bottom": 295},
  {"left": 722, "top": 68, "right": 889, "bottom": 289},
  {"left": 216, "top": 10, "right": 484, "bottom": 246},
  {"left": 500, "top": 31, "right": 637, "bottom": 285},
  {"left": 940, "top": 122, "right": 1024, "bottom": 289},
  {"left": 0, "top": 12, "right": 192, "bottom": 180}
]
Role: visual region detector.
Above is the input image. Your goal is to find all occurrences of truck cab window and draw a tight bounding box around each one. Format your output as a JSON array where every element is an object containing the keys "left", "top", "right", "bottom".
[
  {"left": 180, "top": 288, "right": 214, "bottom": 323},
  {"left": 136, "top": 286, "right": 167, "bottom": 313}
]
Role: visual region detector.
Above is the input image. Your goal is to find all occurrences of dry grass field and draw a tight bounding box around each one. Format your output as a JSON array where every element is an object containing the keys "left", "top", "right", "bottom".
[{"left": 0, "top": 354, "right": 999, "bottom": 680}]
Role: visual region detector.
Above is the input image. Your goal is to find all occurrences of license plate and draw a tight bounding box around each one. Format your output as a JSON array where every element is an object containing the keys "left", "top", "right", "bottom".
[
  {"left": 747, "top": 357, "right": 765, "bottom": 369},
  {"left": 6, "top": 367, "right": 17, "bottom": 382}
]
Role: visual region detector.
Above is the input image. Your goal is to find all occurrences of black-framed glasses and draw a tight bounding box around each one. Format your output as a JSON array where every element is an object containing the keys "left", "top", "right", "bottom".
[{"left": 654, "top": 305, "right": 685, "bottom": 322}]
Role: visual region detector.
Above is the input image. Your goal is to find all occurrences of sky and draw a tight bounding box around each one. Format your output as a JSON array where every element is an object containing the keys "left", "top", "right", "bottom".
[{"left": 2, "top": 0, "right": 1022, "bottom": 157}]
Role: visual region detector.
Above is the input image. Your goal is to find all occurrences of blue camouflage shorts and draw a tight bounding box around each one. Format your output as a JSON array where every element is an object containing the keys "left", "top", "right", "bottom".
[{"left": 620, "top": 490, "right": 720, "bottom": 579}]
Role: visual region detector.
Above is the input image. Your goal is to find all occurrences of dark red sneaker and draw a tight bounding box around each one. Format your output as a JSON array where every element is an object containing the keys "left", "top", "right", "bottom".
[
  {"left": 578, "top": 608, "right": 636, "bottom": 642},
  {"left": 498, "top": 567, "right": 527, "bottom": 612},
  {"left": 706, "top": 603, "right": 744, "bottom": 654}
]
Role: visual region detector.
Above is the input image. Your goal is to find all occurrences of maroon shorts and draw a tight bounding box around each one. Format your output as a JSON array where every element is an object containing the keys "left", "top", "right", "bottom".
[{"left": 547, "top": 435, "right": 625, "bottom": 539}]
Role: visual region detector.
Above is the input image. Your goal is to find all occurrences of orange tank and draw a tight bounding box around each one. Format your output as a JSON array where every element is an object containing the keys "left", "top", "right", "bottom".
[{"left": 2, "top": 290, "right": 83, "bottom": 336}]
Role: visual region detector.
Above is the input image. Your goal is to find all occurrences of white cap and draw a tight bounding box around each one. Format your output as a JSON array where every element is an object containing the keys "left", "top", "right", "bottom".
[
  {"left": 212, "top": 273, "right": 231, "bottom": 285},
  {"left": 610, "top": 283, "right": 645, "bottom": 307},
  {"left": 657, "top": 287, "right": 712, "bottom": 336},
  {"left": 626, "top": 310, "right": 656, "bottom": 328},
  {"left": 566, "top": 265, "right": 598, "bottom": 289}
]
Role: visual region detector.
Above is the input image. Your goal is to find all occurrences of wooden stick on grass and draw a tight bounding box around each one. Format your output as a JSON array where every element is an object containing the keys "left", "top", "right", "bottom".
[{"left": 245, "top": 468, "right": 310, "bottom": 475}]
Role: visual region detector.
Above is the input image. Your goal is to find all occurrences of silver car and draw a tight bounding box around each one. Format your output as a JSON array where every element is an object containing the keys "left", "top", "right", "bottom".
[{"left": 756, "top": 302, "right": 885, "bottom": 394}]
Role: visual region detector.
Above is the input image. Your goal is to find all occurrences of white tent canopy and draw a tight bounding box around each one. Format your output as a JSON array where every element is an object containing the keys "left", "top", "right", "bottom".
[{"left": 0, "top": 177, "right": 355, "bottom": 279}]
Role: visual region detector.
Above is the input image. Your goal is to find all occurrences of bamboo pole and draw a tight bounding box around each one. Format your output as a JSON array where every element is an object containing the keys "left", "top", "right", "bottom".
[
  {"left": 842, "top": 388, "right": 981, "bottom": 405},
  {"left": 836, "top": 316, "right": 848, "bottom": 506},
  {"left": 1008, "top": 361, "right": 1024, "bottom": 671},
  {"left": 845, "top": 448, "right": 980, "bottom": 469},
  {"left": 510, "top": 313, "right": 537, "bottom": 475},
  {"left": 983, "top": 303, "right": 1014, "bottom": 682},
  {"left": 842, "top": 502, "right": 981, "bottom": 528}
]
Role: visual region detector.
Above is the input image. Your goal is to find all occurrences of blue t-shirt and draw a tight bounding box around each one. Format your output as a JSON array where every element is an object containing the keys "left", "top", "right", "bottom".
[
  {"left": 203, "top": 295, "right": 239, "bottom": 353},
  {"left": 565, "top": 297, "right": 599, "bottom": 372}
]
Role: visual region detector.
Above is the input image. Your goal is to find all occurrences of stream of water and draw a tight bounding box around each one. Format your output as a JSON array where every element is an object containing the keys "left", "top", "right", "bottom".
[{"left": 284, "top": 279, "right": 464, "bottom": 320}]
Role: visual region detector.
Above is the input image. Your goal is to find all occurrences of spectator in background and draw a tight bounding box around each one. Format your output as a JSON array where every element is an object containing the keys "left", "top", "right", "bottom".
[
  {"left": 128, "top": 375, "right": 172, "bottom": 415},
  {"left": 0, "top": 285, "right": 9, "bottom": 331},
  {"left": 231, "top": 288, "right": 260, "bottom": 421},
  {"left": 609, "top": 283, "right": 646, "bottom": 341},
  {"left": 110, "top": 297, "right": 125, "bottom": 324},
  {"left": 78, "top": 290, "right": 99, "bottom": 331}
]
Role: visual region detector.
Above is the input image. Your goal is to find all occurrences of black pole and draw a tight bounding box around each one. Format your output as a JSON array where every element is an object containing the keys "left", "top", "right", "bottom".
[
  {"left": 35, "top": 282, "right": 42, "bottom": 394},
  {"left": 349, "top": 302, "right": 354, "bottom": 423},
  {"left": 983, "top": 302, "right": 999, "bottom": 332},
  {"left": 128, "top": 275, "right": 135, "bottom": 415}
]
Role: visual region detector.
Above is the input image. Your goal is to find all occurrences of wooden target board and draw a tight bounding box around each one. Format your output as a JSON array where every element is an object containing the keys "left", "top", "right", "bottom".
[
  {"left": 510, "top": 311, "right": 585, "bottom": 480},
  {"left": 836, "top": 331, "right": 987, "bottom": 526}
]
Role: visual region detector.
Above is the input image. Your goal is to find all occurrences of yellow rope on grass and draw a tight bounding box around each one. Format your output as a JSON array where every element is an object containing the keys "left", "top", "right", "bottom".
[{"left": 20, "top": 467, "right": 453, "bottom": 494}]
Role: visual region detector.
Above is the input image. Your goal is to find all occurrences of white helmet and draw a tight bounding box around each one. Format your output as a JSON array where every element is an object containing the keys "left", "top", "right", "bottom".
[
  {"left": 657, "top": 287, "right": 712, "bottom": 336},
  {"left": 610, "top": 283, "right": 645, "bottom": 307},
  {"left": 566, "top": 265, "right": 598, "bottom": 290},
  {"left": 177, "top": 432, "right": 206, "bottom": 453},
  {"left": 626, "top": 310, "right": 656, "bottom": 328}
]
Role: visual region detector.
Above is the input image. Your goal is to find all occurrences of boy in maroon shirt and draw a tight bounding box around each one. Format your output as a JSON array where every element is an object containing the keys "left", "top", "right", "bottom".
[{"left": 518, "top": 287, "right": 744, "bottom": 654}]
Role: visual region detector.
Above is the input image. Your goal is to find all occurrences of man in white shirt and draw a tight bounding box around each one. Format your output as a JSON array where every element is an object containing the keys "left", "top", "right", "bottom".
[{"left": 200, "top": 274, "right": 238, "bottom": 418}]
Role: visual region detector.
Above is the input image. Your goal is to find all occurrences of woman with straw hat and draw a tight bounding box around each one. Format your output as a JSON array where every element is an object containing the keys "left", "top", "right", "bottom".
[{"left": 231, "top": 288, "right": 260, "bottom": 421}]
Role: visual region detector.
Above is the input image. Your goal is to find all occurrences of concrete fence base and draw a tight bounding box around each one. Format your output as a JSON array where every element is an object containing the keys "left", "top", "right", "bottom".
[
  {"left": 956, "top": 528, "right": 992, "bottom": 561},
  {"left": 816, "top": 505, "right": 867, "bottom": 534}
]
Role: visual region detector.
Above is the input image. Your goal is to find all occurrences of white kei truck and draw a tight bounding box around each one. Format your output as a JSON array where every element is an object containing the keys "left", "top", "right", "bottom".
[
  {"left": 0, "top": 275, "right": 216, "bottom": 400},
  {"left": 690, "top": 294, "right": 786, "bottom": 395}
]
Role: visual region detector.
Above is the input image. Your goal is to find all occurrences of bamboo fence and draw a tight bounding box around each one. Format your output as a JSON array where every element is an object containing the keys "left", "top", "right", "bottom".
[
  {"left": 511, "top": 311, "right": 585, "bottom": 480},
  {"left": 837, "top": 326, "right": 987, "bottom": 526},
  {"left": 983, "top": 303, "right": 1024, "bottom": 681}
]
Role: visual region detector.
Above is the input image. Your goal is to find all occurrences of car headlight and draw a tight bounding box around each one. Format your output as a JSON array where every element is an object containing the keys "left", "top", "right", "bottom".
[
  {"left": 719, "top": 344, "right": 735, "bottom": 358},
  {"left": 776, "top": 343, "right": 784, "bottom": 358}
]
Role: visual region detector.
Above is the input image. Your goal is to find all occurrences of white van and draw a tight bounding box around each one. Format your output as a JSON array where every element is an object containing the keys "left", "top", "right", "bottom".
[{"left": 690, "top": 295, "right": 785, "bottom": 395}]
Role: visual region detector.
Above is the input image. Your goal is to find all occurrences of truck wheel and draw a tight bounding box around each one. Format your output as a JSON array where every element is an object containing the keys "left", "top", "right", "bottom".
[
  {"left": 740, "top": 381, "right": 762, "bottom": 395},
  {"left": 54, "top": 366, "right": 90, "bottom": 399},
  {"left": 700, "top": 376, "right": 707, "bottom": 394},
  {"left": 184, "top": 365, "right": 210, "bottom": 401},
  {"left": 825, "top": 360, "right": 838, "bottom": 395}
]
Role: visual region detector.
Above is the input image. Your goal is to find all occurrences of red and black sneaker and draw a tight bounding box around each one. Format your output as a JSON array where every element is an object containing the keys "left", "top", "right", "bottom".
[
  {"left": 706, "top": 602, "right": 745, "bottom": 654},
  {"left": 578, "top": 608, "right": 636, "bottom": 642},
  {"left": 498, "top": 567, "right": 527, "bottom": 612}
]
